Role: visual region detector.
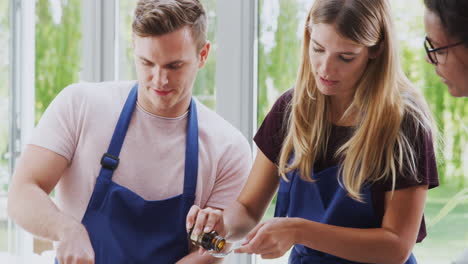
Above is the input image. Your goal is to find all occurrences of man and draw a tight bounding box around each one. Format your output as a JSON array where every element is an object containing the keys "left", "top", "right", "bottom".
[{"left": 7, "top": 0, "right": 251, "bottom": 263}]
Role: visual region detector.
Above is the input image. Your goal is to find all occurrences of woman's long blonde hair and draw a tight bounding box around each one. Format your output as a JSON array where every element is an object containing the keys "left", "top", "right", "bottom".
[{"left": 278, "top": 0, "right": 435, "bottom": 201}]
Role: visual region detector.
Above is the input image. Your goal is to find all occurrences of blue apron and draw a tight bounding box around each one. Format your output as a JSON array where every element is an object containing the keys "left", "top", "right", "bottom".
[
  {"left": 56, "top": 84, "right": 198, "bottom": 263},
  {"left": 275, "top": 165, "right": 417, "bottom": 264}
]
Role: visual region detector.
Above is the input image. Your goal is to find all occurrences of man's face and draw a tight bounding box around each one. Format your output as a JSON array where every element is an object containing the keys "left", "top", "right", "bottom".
[{"left": 133, "top": 26, "right": 210, "bottom": 117}]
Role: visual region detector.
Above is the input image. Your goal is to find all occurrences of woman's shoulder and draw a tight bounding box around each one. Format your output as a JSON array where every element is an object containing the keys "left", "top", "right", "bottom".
[
  {"left": 254, "top": 88, "right": 294, "bottom": 164},
  {"left": 270, "top": 88, "right": 294, "bottom": 114},
  {"left": 375, "top": 107, "right": 439, "bottom": 192}
]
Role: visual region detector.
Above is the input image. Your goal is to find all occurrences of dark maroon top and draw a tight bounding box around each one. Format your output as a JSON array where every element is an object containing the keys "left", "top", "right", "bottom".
[{"left": 254, "top": 89, "right": 439, "bottom": 242}]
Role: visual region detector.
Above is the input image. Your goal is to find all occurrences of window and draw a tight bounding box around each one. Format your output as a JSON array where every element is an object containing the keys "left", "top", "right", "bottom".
[
  {"left": 118, "top": 0, "right": 218, "bottom": 109},
  {"left": 35, "top": 0, "right": 82, "bottom": 120},
  {"left": 0, "top": 0, "right": 10, "bottom": 253},
  {"left": 257, "top": 0, "right": 314, "bottom": 127},
  {"left": 256, "top": 0, "right": 314, "bottom": 263},
  {"left": 33, "top": 0, "right": 83, "bottom": 256}
]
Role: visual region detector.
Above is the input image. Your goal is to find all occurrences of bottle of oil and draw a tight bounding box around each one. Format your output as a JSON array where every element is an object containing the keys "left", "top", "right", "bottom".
[{"left": 188, "top": 229, "right": 226, "bottom": 252}]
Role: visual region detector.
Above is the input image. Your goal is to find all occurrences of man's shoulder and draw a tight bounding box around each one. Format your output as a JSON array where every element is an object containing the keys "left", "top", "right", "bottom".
[
  {"left": 62, "top": 80, "right": 135, "bottom": 98},
  {"left": 195, "top": 99, "right": 248, "bottom": 143},
  {"left": 57, "top": 81, "right": 135, "bottom": 109}
]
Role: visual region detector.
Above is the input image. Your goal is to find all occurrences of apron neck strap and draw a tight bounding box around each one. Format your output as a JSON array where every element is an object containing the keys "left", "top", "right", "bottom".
[{"left": 99, "top": 83, "right": 199, "bottom": 198}]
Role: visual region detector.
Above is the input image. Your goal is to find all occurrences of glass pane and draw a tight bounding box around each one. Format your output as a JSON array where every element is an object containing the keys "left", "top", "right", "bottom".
[
  {"left": 118, "top": 0, "right": 217, "bottom": 109},
  {"left": 257, "top": 0, "right": 314, "bottom": 127},
  {"left": 257, "top": 0, "right": 315, "bottom": 262},
  {"left": 33, "top": 0, "right": 82, "bottom": 255},
  {"left": 256, "top": 0, "right": 468, "bottom": 264},
  {"left": 35, "top": 0, "right": 82, "bottom": 121},
  {"left": 0, "top": 0, "right": 10, "bottom": 253}
]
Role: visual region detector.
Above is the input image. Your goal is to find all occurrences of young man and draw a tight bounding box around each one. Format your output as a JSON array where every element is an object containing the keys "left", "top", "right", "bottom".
[{"left": 7, "top": 0, "right": 251, "bottom": 263}]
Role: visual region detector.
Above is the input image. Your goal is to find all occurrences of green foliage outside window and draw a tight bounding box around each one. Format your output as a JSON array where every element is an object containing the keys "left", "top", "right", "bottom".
[{"left": 35, "top": 0, "right": 81, "bottom": 122}]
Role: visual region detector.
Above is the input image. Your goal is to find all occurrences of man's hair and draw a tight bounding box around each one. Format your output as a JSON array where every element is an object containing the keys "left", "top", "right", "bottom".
[
  {"left": 424, "top": 0, "right": 468, "bottom": 45},
  {"left": 132, "top": 0, "right": 207, "bottom": 51}
]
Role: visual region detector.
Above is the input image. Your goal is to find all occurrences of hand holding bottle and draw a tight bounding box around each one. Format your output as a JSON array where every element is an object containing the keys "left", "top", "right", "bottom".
[
  {"left": 187, "top": 228, "right": 241, "bottom": 258},
  {"left": 186, "top": 205, "right": 227, "bottom": 255}
]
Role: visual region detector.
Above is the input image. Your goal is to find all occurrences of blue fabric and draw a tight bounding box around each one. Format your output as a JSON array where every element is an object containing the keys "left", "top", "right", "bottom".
[
  {"left": 275, "top": 165, "right": 417, "bottom": 264},
  {"left": 55, "top": 84, "right": 199, "bottom": 263}
]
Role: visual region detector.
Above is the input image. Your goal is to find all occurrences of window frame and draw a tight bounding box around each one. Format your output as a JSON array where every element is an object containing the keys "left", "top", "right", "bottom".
[{"left": 8, "top": 0, "right": 36, "bottom": 258}]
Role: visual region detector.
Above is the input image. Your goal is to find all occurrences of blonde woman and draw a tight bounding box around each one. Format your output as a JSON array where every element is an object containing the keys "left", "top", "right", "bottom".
[{"left": 187, "top": 0, "right": 439, "bottom": 263}]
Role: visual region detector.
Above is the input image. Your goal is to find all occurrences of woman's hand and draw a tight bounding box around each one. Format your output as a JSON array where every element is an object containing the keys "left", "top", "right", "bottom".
[
  {"left": 186, "top": 205, "right": 225, "bottom": 255},
  {"left": 235, "top": 217, "right": 300, "bottom": 259}
]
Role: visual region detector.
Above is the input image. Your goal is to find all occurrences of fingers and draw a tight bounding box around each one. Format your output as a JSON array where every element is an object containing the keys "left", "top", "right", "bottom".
[
  {"left": 242, "top": 222, "right": 264, "bottom": 246},
  {"left": 186, "top": 205, "right": 201, "bottom": 230},
  {"left": 198, "top": 247, "right": 207, "bottom": 255},
  {"left": 192, "top": 209, "right": 209, "bottom": 236},
  {"left": 204, "top": 208, "right": 222, "bottom": 233},
  {"left": 56, "top": 224, "right": 95, "bottom": 264},
  {"left": 235, "top": 224, "right": 265, "bottom": 254},
  {"left": 237, "top": 235, "right": 265, "bottom": 254},
  {"left": 186, "top": 206, "right": 223, "bottom": 237},
  {"left": 57, "top": 254, "right": 94, "bottom": 264}
]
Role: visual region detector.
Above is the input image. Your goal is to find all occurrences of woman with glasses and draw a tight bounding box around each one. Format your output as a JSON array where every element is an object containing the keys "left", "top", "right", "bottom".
[
  {"left": 424, "top": 0, "right": 468, "bottom": 97},
  {"left": 186, "top": 0, "right": 439, "bottom": 263}
]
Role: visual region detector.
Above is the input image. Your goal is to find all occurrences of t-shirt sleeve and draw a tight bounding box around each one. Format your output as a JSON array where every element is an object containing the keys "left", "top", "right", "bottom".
[
  {"left": 254, "top": 89, "right": 293, "bottom": 164},
  {"left": 204, "top": 132, "right": 252, "bottom": 210},
  {"left": 374, "top": 118, "right": 439, "bottom": 243},
  {"left": 28, "top": 84, "right": 81, "bottom": 162},
  {"left": 380, "top": 120, "right": 439, "bottom": 191}
]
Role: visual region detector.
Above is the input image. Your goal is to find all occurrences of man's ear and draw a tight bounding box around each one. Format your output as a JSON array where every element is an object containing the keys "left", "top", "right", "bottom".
[
  {"left": 369, "top": 41, "right": 384, "bottom": 59},
  {"left": 198, "top": 41, "right": 211, "bottom": 68}
]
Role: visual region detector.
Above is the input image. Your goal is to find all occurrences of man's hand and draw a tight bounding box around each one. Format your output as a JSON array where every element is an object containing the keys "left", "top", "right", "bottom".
[
  {"left": 56, "top": 223, "right": 95, "bottom": 264},
  {"left": 186, "top": 205, "right": 225, "bottom": 255}
]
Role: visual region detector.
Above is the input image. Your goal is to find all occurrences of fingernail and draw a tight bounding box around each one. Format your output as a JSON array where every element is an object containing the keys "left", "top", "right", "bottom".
[{"left": 203, "top": 227, "right": 210, "bottom": 233}]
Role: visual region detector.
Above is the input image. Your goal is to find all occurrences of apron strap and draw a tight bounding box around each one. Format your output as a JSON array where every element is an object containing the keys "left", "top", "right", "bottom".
[
  {"left": 182, "top": 98, "right": 198, "bottom": 198},
  {"left": 274, "top": 170, "right": 295, "bottom": 217},
  {"left": 99, "top": 84, "right": 138, "bottom": 182},
  {"left": 98, "top": 83, "right": 199, "bottom": 199}
]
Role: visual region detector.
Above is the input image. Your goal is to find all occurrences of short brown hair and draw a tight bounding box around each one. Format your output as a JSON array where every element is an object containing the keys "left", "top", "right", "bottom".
[{"left": 132, "top": 0, "right": 207, "bottom": 51}]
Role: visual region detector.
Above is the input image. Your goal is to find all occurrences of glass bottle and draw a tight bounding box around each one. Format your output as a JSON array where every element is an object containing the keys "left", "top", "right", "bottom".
[{"left": 188, "top": 229, "right": 226, "bottom": 252}]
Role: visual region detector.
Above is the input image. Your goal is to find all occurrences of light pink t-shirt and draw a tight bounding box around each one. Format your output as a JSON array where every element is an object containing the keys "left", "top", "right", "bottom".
[{"left": 29, "top": 81, "right": 252, "bottom": 223}]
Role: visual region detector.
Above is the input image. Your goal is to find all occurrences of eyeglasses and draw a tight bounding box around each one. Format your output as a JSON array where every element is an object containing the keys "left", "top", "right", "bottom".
[{"left": 424, "top": 35, "right": 464, "bottom": 65}]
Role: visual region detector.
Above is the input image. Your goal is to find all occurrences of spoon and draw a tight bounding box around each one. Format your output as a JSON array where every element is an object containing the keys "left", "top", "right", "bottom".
[{"left": 209, "top": 245, "right": 242, "bottom": 258}]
